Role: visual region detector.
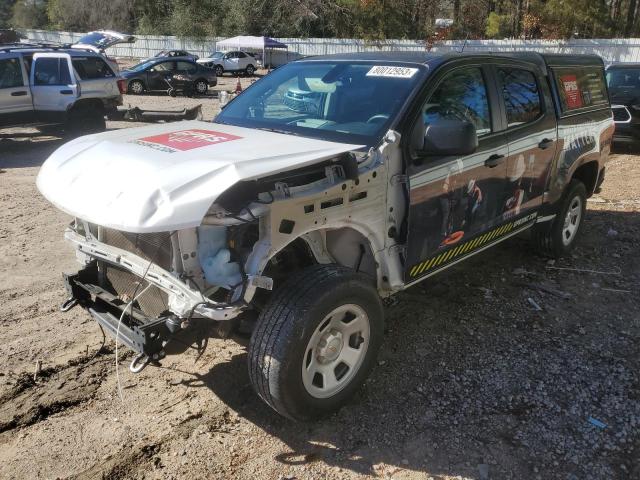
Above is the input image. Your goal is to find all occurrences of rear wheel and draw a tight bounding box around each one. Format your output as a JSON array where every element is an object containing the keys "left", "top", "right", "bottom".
[
  {"left": 532, "top": 179, "right": 587, "bottom": 258},
  {"left": 248, "top": 264, "right": 384, "bottom": 421},
  {"left": 128, "top": 80, "right": 144, "bottom": 95},
  {"left": 194, "top": 79, "right": 208, "bottom": 95}
]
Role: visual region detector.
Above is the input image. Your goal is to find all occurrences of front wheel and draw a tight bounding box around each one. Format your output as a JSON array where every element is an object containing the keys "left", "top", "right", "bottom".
[
  {"left": 215, "top": 65, "right": 224, "bottom": 76},
  {"left": 245, "top": 64, "right": 255, "bottom": 76},
  {"left": 532, "top": 179, "right": 587, "bottom": 258},
  {"left": 248, "top": 264, "right": 384, "bottom": 421}
]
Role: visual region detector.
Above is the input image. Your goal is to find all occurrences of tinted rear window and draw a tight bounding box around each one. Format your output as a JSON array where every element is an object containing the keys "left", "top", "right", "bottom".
[
  {"left": 72, "top": 57, "right": 115, "bottom": 80},
  {"left": 552, "top": 66, "right": 608, "bottom": 113}
]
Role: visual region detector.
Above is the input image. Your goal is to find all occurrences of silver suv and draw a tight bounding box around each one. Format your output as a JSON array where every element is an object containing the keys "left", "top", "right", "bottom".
[{"left": 0, "top": 46, "right": 123, "bottom": 135}]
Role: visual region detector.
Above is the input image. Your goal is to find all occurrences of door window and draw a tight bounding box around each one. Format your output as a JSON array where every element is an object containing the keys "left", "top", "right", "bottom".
[
  {"left": 176, "top": 61, "right": 196, "bottom": 73},
  {"left": 237, "top": 52, "right": 247, "bottom": 58},
  {"left": 34, "top": 57, "right": 71, "bottom": 86},
  {"left": 0, "top": 58, "right": 24, "bottom": 88},
  {"left": 424, "top": 67, "right": 491, "bottom": 137},
  {"left": 498, "top": 68, "right": 542, "bottom": 127},
  {"left": 152, "top": 61, "right": 175, "bottom": 72}
]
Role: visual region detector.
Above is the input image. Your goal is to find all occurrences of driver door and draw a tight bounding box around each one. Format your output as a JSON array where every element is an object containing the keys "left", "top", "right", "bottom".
[
  {"left": 147, "top": 61, "right": 175, "bottom": 90},
  {"left": 405, "top": 63, "right": 511, "bottom": 282}
]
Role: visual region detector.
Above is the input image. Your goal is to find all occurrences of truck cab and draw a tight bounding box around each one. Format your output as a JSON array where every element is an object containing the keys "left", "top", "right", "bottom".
[{"left": 37, "top": 52, "right": 613, "bottom": 421}]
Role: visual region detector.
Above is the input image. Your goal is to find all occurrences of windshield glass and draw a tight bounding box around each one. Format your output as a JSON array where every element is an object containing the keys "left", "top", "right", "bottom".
[
  {"left": 215, "top": 61, "right": 423, "bottom": 145},
  {"left": 209, "top": 52, "right": 224, "bottom": 59},
  {"left": 128, "top": 60, "right": 155, "bottom": 72},
  {"left": 606, "top": 68, "right": 640, "bottom": 90}
]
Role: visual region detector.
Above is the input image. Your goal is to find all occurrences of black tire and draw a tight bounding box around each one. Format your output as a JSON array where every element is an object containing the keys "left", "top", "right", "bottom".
[
  {"left": 245, "top": 64, "right": 255, "bottom": 76},
  {"left": 64, "top": 106, "right": 106, "bottom": 139},
  {"left": 532, "top": 179, "right": 587, "bottom": 258},
  {"left": 128, "top": 80, "right": 144, "bottom": 95},
  {"left": 215, "top": 64, "right": 224, "bottom": 76},
  {"left": 194, "top": 79, "right": 208, "bottom": 95},
  {"left": 248, "top": 264, "right": 384, "bottom": 421}
]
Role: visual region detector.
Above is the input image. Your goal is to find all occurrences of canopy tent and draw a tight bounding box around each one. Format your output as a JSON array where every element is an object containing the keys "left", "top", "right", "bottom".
[
  {"left": 216, "top": 36, "right": 288, "bottom": 50},
  {"left": 216, "top": 36, "right": 289, "bottom": 68}
]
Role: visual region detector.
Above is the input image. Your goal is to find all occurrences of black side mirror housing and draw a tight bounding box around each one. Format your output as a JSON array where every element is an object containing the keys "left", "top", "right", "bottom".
[{"left": 415, "top": 118, "right": 479, "bottom": 157}]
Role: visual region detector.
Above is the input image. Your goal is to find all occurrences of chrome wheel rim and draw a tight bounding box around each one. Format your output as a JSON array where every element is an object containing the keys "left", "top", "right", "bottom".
[
  {"left": 130, "top": 82, "right": 143, "bottom": 94},
  {"left": 196, "top": 81, "right": 207, "bottom": 93},
  {"left": 562, "top": 196, "right": 582, "bottom": 246},
  {"left": 247, "top": 66, "right": 254, "bottom": 75},
  {"left": 302, "top": 304, "right": 370, "bottom": 399}
]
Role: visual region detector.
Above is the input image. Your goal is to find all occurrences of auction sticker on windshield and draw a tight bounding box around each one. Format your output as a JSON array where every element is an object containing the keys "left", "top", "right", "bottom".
[
  {"left": 366, "top": 66, "right": 419, "bottom": 78},
  {"left": 133, "top": 129, "right": 242, "bottom": 152}
]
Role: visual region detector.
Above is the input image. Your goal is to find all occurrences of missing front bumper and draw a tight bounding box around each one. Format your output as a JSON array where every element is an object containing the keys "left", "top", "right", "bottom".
[{"left": 63, "top": 264, "right": 173, "bottom": 356}]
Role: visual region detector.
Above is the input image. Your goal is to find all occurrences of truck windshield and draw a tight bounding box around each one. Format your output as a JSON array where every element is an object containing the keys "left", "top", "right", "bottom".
[{"left": 215, "top": 61, "right": 424, "bottom": 145}]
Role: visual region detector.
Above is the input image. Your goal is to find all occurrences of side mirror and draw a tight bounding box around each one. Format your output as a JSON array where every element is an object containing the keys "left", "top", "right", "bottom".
[{"left": 414, "top": 118, "right": 479, "bottom": 157}]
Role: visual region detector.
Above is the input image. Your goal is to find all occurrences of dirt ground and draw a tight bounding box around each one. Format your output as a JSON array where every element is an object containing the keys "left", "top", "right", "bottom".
[{"left": 0, "top": 85, "right": 639, "bottom": 480}]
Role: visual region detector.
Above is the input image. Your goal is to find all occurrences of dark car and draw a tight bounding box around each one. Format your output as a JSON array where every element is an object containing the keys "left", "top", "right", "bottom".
[
  {"left": 153, "top": 50, "right": 199, "bottom": 61},
  {"left": 606, "top": 64, "right": 640, "bottom": 147},
  {"left": 122, "top": 57, "right": 216, "bottom": 95}
]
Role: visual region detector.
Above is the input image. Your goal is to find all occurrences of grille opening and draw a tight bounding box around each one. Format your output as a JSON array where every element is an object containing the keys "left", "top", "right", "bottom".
[{"left": 96, "top": 227, "right": 174, "bottom": 319}]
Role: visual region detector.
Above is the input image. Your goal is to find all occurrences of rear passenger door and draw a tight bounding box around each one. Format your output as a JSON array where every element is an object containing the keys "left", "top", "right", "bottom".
[
  {"left": 495, "top": 63, "right": 558, "bottom": 219},
  {"left": 406, "top": 62, "right": 511, "bottom": 281},
  {"left": 0, "top": 54, "right": 34, "bottom": 127},
  {"left": 31, "top": 53, "right": 78, "bottom": 123}
]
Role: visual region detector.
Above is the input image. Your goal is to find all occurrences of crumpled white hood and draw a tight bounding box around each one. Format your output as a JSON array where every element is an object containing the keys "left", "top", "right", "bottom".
[{"left": 37, "top": 121, "right": 362, "bottom": 232}]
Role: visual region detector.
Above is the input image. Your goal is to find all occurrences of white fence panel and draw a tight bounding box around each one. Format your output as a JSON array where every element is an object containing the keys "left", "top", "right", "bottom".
[{"left": 18, "top": 29, "right": 640, "bottom": 64}]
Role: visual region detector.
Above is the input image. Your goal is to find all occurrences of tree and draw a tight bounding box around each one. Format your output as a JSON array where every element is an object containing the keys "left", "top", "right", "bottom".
[{"left": 12, "top": 0, "right": 48, "bottom": 29}]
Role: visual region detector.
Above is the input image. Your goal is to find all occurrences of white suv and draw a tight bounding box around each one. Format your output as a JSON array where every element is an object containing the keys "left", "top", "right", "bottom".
[
  {"left": 197, "top": 50, "right": 257, "bottom": 76},
  {"left": 0, "top": 47, "right": 123, "bottom": 135}
]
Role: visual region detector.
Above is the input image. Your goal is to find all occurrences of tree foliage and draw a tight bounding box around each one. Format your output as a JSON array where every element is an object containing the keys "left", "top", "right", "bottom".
[{"left": 3, "top": 0, "right": 640, "bottom": 40}]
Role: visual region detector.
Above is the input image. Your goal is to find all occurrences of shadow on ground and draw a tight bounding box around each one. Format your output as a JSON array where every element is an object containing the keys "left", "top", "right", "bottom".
[{"left": 163, "top": 209, "right": 639, "bottom": 479}]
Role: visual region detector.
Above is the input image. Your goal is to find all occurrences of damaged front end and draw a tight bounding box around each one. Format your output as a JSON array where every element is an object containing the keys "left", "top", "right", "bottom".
[{"left": 61, "top": 219, "right": 260, "bottom": 363}]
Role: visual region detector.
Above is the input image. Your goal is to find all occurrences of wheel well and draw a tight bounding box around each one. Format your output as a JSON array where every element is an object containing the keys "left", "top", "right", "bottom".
[
  {"left": 571, "top": 161, "right": 599, "bottom": 197},
  {"left": 262, "top": 228, "right": 376, "bottom": 286},
  {"left": 70, "top": 98, "right": 104, "bottom": 115}
]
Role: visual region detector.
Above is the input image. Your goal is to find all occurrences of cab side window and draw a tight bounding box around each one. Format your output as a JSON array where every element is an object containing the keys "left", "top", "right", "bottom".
[
  {"left": 0, "top": 58, "right": 24, "bottom": 88},
  {"left": 424, "top": 67, "right": 491, "bottom": 137},
  {"left": 498, "top": 68, "right": 542, "bottom": 127}
]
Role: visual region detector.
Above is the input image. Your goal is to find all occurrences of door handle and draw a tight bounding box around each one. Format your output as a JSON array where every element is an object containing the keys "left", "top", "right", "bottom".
[
  {"left": 59, "top": 89, "right": 73, "bottom": 95},
  {"left": 484, "top": 154, "right": 505, "bottom": 168},
  {"left": 538, "top": 138, "right": 554, "bottom": 150},
  {"left": 11, "top": 90, "right": 28, "bottom": 97}
]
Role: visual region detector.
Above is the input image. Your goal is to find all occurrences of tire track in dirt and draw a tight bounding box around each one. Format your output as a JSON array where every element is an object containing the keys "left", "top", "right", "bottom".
[{"left": 0, "top": 350, "right": 113, "bottom": 433}]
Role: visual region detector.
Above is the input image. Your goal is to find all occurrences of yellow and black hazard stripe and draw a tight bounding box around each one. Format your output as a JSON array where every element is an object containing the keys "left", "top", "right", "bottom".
[{"left": 408, "top": 212, "right": 538, "bottom": 279}]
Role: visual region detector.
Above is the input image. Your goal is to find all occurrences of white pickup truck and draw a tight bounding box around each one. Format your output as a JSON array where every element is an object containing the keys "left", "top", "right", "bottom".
[
  {"left": 38, "top": 52, "right": 613, "bottom": 421},
  {"left": 0, "top": 46, "right": 124, "bottom": 135}
]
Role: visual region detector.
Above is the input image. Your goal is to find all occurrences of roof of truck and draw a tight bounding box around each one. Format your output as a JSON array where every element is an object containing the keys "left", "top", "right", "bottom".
[{"left": 299, "top": 51, "right": 604, "bottom": 73}]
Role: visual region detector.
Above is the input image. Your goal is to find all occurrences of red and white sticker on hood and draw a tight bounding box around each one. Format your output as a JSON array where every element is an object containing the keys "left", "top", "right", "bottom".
[{"left": 133, "top": 129, "right": 242, "bottom": 153}]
